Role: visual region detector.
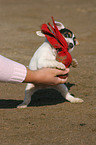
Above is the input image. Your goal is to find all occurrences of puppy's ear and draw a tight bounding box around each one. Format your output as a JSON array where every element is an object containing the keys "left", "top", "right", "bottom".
[
  {"left": 55, "top": 21, "right": 65, "bottom": 30},
  {"left": 75, "top": 39, "right": 80, "bottom": 46},
  {"left": 36, "top": 31, "right": 45, "bottom": 37}
]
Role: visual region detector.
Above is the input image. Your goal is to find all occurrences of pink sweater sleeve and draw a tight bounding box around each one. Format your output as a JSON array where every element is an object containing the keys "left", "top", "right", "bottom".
[{"left": 0, "top": 55, "right": 27, "bottom": 83}]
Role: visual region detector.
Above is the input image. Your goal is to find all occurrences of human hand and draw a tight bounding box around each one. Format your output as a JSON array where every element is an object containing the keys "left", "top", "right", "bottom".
[{"left": 24, "top": 68, "right": 69, "bottom": 85}]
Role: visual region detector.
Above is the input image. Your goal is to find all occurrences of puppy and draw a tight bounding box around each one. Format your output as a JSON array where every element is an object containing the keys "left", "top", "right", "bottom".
[{"left": 17, "top": 19, "right": 83, "bottom": 108}]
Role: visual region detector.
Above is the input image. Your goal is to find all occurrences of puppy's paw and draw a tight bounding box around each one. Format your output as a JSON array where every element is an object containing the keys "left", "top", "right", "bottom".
[
  {"left": 17, "top": 101, "right": 28, "bottom": 108},
  {"left": 17, "top": 104, "right": 27, "bottom": 109},
  {"left": 70, "top": 98, "right": 84, "bottom": 103},
  {"left": 56, "top": 62, "right": 66, "bottom": 70},
  {"left": 66, "top": 93, "right": 84, "bottom": 103},
  {"left": 71, "top": 58, "right": 78, "bottom": 68}
]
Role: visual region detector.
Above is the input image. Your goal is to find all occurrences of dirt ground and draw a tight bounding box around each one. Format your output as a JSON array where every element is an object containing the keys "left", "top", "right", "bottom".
[{"left": 0, "top": 0, "right": 96, "bottom": 145}]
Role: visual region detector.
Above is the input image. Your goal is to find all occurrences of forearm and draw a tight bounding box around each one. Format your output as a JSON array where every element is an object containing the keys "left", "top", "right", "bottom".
[
  {"left": 0, "top": 55, "right": 27, "bottom": 83},
  {"left": 0, "top": 55, "right": 69, "bottom": 85}
]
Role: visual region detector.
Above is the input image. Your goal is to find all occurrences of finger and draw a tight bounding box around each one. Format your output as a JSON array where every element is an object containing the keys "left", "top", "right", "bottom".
[
  {"left": 54, "top": 77, "right": 68, "bottom": 85},
  {"left": 55, "top": 68, "right": 70, "bottom": 76},
  {"left": 60, "top": 77, "right": 68, "bottom": 83}
]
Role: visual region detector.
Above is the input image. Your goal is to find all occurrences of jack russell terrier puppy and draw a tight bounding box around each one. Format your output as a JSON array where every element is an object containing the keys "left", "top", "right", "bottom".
[{"left": 17, "top": 17, "right": 83, "bottom": 108}]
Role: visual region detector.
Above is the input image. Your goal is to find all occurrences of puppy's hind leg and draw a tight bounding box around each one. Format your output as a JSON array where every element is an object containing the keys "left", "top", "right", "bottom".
[
  {"left": 65, "top": 92, "right": 84, "bottom": 103},
  {"left": 17, "top": 83, "right": 36, "bottom": 108},
  {"left": 54, "top": 84, "right": 84, "bottom": 103}
]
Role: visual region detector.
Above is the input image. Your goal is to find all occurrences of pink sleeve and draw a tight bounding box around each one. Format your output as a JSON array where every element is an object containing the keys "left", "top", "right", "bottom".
[{"left": 0, "top": 55, "right": 27, "bottom": 83}]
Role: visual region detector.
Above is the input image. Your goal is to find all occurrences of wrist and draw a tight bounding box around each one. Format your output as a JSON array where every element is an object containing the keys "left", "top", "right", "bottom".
[{"left": 23, "top": 68, "right": 35, "bottom": 83}]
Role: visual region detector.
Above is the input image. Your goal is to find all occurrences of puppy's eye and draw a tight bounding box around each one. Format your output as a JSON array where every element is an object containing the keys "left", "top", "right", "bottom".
[
  {"left": 64, "top": 32, "right": 72, "bottom": 38},
  {"left": 60, "top": 28, "right": 73, "bottom": 38},
  {"left": 64, "top": 32, "right": 68, "bottom": 37}
]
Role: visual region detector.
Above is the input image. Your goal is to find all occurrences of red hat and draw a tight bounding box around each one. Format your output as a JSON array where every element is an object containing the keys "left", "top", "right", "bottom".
[{"left": 41, "top": 17, "right": 72, "bottom": 68}]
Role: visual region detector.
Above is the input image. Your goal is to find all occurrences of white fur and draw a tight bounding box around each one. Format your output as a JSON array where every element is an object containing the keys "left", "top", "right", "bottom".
[
  {"left": 54, "top": 21, "right": 65, "bottom": 30},
  {"left": 17, "top": 22, "right": 83, "bottom": 108}
]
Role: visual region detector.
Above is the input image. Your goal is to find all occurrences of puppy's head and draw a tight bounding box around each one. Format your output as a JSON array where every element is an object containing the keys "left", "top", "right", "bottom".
[
  {"left": 36, "top": 21, "right": 79, "bottom": 53},
  {"left": 55, "top": 21, "right": 79, "bottom": 53},
  {"left": 60, "top": 28, "right": 79, "bottom": 53}
]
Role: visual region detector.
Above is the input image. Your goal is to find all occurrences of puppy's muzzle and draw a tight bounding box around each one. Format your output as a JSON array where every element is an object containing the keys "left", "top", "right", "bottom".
[{"left": 68, "top": 43, "right": 73, "bottom": 49}]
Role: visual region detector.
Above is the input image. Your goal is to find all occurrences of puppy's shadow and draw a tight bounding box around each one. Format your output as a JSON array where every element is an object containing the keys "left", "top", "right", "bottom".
[
  {"left": 29, "top": 82, "right": 75, "bottom": 107},
  {"left": 29, "top": 89, "right": 66, "bottom": 107},
  {"left": 0, "top": 83, "right": 75, "bottom": 109}
]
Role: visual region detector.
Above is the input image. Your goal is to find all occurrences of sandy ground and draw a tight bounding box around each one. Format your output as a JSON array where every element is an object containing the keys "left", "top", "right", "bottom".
[{"left": 0, "top": 0, "right": 96, "bottom": 145}]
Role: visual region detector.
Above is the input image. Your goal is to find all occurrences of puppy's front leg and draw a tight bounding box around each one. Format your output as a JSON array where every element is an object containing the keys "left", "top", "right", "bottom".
[
  {"left": 71, "top": 58, "right": 78, "bottom": 68},
  {"left": 38, "top": 59, "right": 66, "bottom": 70}
]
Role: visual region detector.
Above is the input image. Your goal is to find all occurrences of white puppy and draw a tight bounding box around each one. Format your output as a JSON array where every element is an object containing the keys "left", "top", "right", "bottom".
[{"left": 17, "top": 21, "right": 83, "bottom": 108}]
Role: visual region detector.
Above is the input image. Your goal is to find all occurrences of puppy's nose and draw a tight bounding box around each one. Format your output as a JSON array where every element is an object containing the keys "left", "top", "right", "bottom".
[{"left": 68, "top": 43, "right": 73, "bottom": 48}]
